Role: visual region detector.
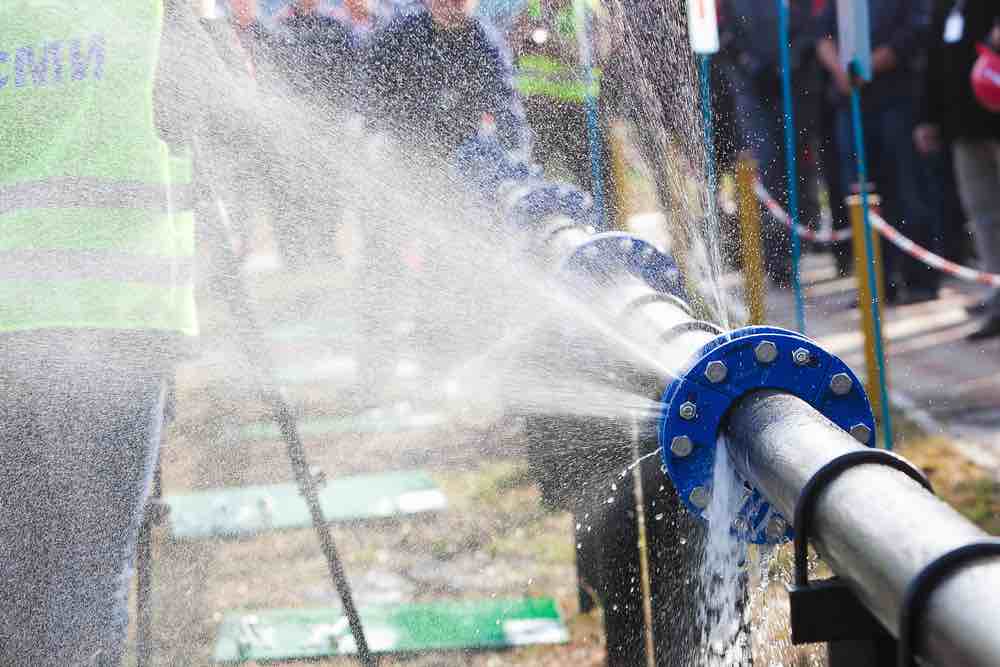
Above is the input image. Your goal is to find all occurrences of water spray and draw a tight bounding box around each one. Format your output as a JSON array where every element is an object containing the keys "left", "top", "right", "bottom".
[
  {"left": 460, "top": 135, "right": 1000, "bottom": 666},
  {"left": 190, "top": 138, "right": 376, "bottom": 666}
]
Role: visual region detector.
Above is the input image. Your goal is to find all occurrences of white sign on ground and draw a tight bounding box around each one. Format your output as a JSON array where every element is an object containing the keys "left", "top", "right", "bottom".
[
  {"left": 686, "top": 0, "right": 719, "bottom": 54},
  {"left": 836, "top": 0, "right": 872, "bottom": 81}
]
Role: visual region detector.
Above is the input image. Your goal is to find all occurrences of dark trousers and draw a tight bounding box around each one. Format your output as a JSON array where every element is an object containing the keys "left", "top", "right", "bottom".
[
  {"left": 836, "top": 98, "right": 941, "bottom": 296},
  {"left": 0, "top": 339, "right": 166, "bottom": 666}
]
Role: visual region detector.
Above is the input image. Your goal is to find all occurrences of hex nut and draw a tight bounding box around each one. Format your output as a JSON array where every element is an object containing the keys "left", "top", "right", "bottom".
[
  {"left": 678, "top": 401, "right": 698, "bottom": 420},
  {"left": 704, "top": 360, "right": 728, "bottom": 384},
  {"left": 670, "top": 435, "right": 695, "bottom": 458},
  {"left": 754, "top": 340, "right": 778, "bottom": 364},
  {"left": 829, "top": 373, "right": 853, "bottom": 396},
  {"left": 765, "top": 516, "right": 787, "bottom": 540},
  {"left": 850, "top": 423, "right": 873, "bottom": 443},
  {"left": 689, "top": 486, "right": 712, "bottom": 509},
  {"left": 792, "top": 347, "right": 811, "bottom": 366}
]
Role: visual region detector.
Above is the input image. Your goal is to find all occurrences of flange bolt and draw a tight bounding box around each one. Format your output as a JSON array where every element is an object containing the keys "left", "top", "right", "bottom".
[
  {"left": 704, "top": 360, "right": 728, "bottom": 384},
  {"left": 679, "top": 401, "right": 698, "bottom": 420},
  {"left": 765, "top": 516, "right": 787, "bottom": 541},
  {"left": 850, "top": 423, "right": 872, "bottom": 444},
  {"left": 754, "top": 341, "right": 778, "bottom": 364},
  {"left": 829, "top": 373, "right": 853, "bottom": 396},
  {"left": 792, "top": 347, "right": 811, "bottom": 366},
  {"left": 670, "top": 435, "right": 695, "bottom": 458},
  {"left": 689, "top": 486, "right": 712, "bottom": 509}
]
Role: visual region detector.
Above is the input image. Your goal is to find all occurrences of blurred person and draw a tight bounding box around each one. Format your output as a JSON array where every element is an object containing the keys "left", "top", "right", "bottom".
[
  {"left": 817, "top": 0, "right": 941, "bottom": 305},
  {"left": 363, "top": 0, "right": 531, "bottom": 158},
  {"left": 916, "top": 5, "right": 1000, "bottom": 339},
  {"left": 0, "top": 0, "right": 254, "bottom": 663},
  {"left": 719, "top": 0, "right": 821, "bottom": 285},
  {"left": 508, "top": 0, "right": 607, "bottom": 192},
  {"left": 264, "top": 0, "right": 363, "bottom": 271}
]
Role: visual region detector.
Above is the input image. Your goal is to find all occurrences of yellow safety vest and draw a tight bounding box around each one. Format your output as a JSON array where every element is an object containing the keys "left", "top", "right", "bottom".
[{"left": 0, "top": 1, "right": 197, "bottom": 335}]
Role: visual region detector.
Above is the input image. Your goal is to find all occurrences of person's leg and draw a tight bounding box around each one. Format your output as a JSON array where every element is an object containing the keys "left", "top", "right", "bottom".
[
  {"left": 877, "top": 101, "right": 940, "bottom": 299},
  {"left": 0, "top": 349, "right": 166, "bottom": 666},
  {"left": 836, "top": 104, "right": 898, "bottom": 301},
  {"left": 730, "top": 76, "right": 790, "bottom": 282},
  {"left": 953, "top": 140, "right": 1000, "bottom": 336}
]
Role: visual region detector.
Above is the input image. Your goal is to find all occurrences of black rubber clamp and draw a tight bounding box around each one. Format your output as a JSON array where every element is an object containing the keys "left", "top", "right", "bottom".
[
  {"left": 794, "top": 449, "right": 933, "bottom": 587},
  {"left": 897, "top": 539, "right": 1000, "bottom": 667}
]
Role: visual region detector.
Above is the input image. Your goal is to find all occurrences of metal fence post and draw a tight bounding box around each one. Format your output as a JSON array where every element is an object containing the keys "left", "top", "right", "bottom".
[{"left": 847, "top": 193, "right": 889, "bottom": 428}]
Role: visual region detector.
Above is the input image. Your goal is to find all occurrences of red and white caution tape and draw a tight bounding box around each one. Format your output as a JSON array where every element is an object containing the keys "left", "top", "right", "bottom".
[
  {"left": 752, "top": 180, "right": 853, "bottom": 243},
  {"left": 752, "top": 181, "right": 1000, "bottom": 288},
  {"left": 868, "top": 211, "right": 1000, "bottom": 287}
]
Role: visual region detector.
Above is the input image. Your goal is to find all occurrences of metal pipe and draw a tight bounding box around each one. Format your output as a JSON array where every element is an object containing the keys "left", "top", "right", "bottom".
[{"left": 726, "top": 390, "right": 1000, "bottom": 667}]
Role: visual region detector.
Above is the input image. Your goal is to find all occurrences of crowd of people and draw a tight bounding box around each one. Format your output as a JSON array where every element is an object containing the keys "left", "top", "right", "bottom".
[
  {"left": 716, "top": 0, "right": 1000, "bottom": 339},
  {"left": 212, "top": 0, "right": 1000, "bottom": 340}
]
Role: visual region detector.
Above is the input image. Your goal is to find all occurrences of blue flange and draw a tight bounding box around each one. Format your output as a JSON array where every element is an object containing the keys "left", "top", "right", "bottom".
[
  {"left": 505, "top": 183, "right": 595, "bottom": 231},
  {"left": 659, "top": 326, "right": 875, "bottom": 544},
  {"left": 560, "top": 232, "right": 686, "bottom": 299}
]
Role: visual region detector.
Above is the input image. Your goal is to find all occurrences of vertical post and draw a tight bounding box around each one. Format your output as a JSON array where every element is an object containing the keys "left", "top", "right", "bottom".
[
  {"left": 848, "top": 82, "right": 894, "bottom": 449},
  {"left": 778, "top": 0, "right": 806, "bottom": 332},
  {"left": 574, "top": 0, "right": 605, "bottom": 227},
  {"left": 698, "top": 54, "right": 718, "bottom": 225},
  {"left": 608, "top": 123, "right": 631, "bottom": 230},
  {"left": 735, "top": 155, "right": 767, "bottom": 324},
  {"left": 847, "top": 193, "right": 890, "bottom": 443}
]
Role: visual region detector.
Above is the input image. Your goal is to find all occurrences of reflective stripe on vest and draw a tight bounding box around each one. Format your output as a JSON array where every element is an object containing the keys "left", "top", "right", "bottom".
[
  {"left": 0, "top": 178, "right": 173, "bottom": 215},
  {"left": 0, "top": 1, "right": 197, "bottom": 336},
  {"left": 0, "top": 249, "right": 194, "bottom": 285},
  {"left": 515, "top": 55, "right": 601, "bottom": 104}
]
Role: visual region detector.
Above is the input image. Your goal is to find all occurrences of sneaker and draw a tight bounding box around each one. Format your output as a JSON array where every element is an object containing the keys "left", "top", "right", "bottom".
[{"left": 967, "top": 316, "right": 1000, "bottom": 341}]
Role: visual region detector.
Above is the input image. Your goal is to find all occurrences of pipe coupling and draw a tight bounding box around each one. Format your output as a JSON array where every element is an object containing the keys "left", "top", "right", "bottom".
[{"left": 658, "top": 326, "right": 875, "bottom": 544}]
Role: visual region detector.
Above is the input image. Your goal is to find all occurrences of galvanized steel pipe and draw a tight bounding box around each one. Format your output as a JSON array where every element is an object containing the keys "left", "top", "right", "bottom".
[{"left": 726, "top": 390, "right": 1000, "bottom": 667}]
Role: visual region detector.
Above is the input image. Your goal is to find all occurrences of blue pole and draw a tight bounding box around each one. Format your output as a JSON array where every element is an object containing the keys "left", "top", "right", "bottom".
[
  {"left": 584, "top": 90, "right": 606, "bottom": 226},
  {"left": 848, "top": 78, "right": 893, "bottom": 449},
  {"left": 577, "top": 0, "right": 605, "bottom": 226},
  {"left": 699, "top": 54, "right": 717, "bottom": 225},
  {"left": 778, "top": 0, "right": 806, "bottom": 333}
]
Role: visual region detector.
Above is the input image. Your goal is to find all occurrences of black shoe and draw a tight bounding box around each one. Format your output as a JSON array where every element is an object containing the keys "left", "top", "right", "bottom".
[
  {"left": 967, "top": 316, "right": 1000, "bottom": 341},
  {"left": 966, "top": 301, "right": 989, "bottom": 317}
]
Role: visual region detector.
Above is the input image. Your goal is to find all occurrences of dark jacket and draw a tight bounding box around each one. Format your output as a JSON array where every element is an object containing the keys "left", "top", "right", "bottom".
[
  {"left": 921, "top": 1, "right": 1000, "bottom": 141},
  {"left": 721, "top": 0, "right": 816, "bottom": 87},
  {"left": 819, "top": 0, "right": 932, "bottom": 108},
  {"left": 268, "top": 10, "right": 361, "bottom": 106},
  {"left": 362, "top": 10, "right": 530, "bottom": 156}
]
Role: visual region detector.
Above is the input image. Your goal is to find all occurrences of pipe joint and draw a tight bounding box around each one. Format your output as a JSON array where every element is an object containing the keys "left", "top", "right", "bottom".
[
  {"left": 561, "top": 232, "right": 686, "bottom": 300},
  {"left": 658, "top": 326, "right": 874, "bottom": 544}
]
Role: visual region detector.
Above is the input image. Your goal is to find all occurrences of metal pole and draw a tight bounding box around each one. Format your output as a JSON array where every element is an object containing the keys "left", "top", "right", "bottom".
[
  {"left": 848, "top": 80, "right": 893, "bottom": 449},
  {"left": 735, "top": 154, "right": 767, "bottom": 324},
  {"left": 777, "top": 0, "right": 805, "bottom": 332},
  {"left": 699, "top": 54, "right": 718, "bottom": 226},
  {"left": 847, "top": 193, "right": 889, "bottom": 429},
  {"left": 726, "top": 390, "right": 1000, "bottom": 667}
]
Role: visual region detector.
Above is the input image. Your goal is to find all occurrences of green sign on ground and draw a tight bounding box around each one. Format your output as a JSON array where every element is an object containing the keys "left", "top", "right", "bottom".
[
  {"left": 213, "top": 597, "right": 569, "bottom": 662},
  {"left": 166, "top": 471, "right": 446, "bottom": 540},
  {"left": 241, "top": 411, "right": 446, "bottom": 440}
]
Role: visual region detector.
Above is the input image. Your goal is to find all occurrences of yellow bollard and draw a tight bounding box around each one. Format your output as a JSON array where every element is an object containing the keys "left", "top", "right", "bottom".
[
  {"left": 735, "top": 154, "right": 766, "bottom": 325},
  {"left": 847, "top": 193, "right": 889, "bottom": 418}
]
